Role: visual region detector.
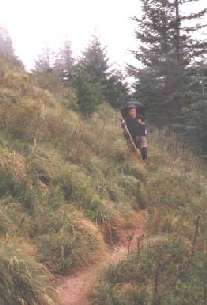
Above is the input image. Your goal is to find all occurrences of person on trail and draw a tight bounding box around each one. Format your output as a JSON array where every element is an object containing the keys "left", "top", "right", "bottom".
[{"left": 124, "top": 106, "right": 148, "bottom": 161}]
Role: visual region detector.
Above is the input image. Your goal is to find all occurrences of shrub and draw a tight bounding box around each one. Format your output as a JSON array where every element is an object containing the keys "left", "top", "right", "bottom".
[
  {"left": 0, "top": 238, "right": 57, "bottom": 305},
  {"left": 0, "top": 202, "right": 32, "bottom": 237},
  {"left": 92, "top": 237, "right": 190, "bottom": 305},
  {"left": 118, "top": 175, "right": 147, "bottom": 209},
  {"left": 35, "top": 205, "right": 106, "bottom": 274},
  {"left": 0, "top": 206, "right": 15, "bottom": 236},
  {"left": 53, "top": 164, "right": 94, "bottom": 204}
]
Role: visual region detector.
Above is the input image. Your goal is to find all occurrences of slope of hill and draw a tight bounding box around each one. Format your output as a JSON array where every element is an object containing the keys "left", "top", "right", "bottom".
[
  {"left": 1, "top": 59, "right": 207, "bottom": 305},
  {"left": 0, "top": 60, "right": 147, "bottom": 305},
  {"left": 92, "top": 133, "right": 207, "bottom": 305}
]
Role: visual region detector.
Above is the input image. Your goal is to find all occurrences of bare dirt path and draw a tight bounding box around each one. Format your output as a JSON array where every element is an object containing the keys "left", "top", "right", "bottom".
[{"left": 57, "top": 213, "right": 144, "bottom": 305}]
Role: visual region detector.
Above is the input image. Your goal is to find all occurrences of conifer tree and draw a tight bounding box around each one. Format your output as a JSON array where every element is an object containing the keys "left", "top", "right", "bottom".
[
  {"left": 72, "top": 36, "right": 109, "bottom": 115},
  {"left": 131, "top": 0, "right": 207, "bottom": 124},
  {"left": 54, "top": 41, "right": 73, "bottom": 85},
  {"left": 33, "top": 47, "right": 62, "bottom": 92},
  {"left": 34, "top": 46, "right": 52, "bottom": 73},
  {"left": 0, "top": 26, "right": 22, "bottom": 67},
  {"left": 82, "top": 36, "right": 109, "bottom": 85},
  {"left": 72, "top": 63, "right": 103, "bottom": 115},
  {"left": 105, "top": 70, "right": 129, "bottom": 108}
]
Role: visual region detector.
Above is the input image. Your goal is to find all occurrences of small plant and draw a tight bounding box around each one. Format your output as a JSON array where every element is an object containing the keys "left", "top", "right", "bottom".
[
  {"left": 0, "top": 238, "right": 57, "bottom": 305},
  {"left": 35, "top": 205, "right": 105, "bottom": 274},
  {"left": 92, "top": 238, "right": 190, "bottom": 305}
]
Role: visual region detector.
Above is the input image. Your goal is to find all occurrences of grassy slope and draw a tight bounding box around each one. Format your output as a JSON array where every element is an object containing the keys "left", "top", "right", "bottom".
[
  {"left": 0, "top": 60, "right": 147, "bottom": 304},
  {"left": 2, "top": 60, "right": 206, "bottom": 305},
  {"left": 92, "top": 132, "right": 207, "bottom": 305}
]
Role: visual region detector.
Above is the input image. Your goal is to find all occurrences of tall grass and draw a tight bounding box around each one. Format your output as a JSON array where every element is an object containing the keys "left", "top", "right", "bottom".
[
  {"left": 4, "top": 58, "right": 207, "bottom": 305},
  {"left": 34, "top": 205, "right": 106, "bottom": 274},
  {"left": 91, "top": 128, "right": 207, "bottom": 305},
  {"left": 0, "top": 238, "right": 57, "bottom": 305}
]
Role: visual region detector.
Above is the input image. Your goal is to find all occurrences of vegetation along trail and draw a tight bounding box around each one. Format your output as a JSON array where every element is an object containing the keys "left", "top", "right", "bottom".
[{"left": 57, "top": 213, "right": 144, "bottom": 305}]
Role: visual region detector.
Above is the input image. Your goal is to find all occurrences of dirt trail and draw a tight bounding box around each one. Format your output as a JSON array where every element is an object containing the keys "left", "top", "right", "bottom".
[{"left": 57, "top": 214, "right": 144, "bottom": 305}]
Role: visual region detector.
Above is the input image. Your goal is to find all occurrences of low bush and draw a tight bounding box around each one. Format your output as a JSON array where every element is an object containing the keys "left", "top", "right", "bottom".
[
  {"left": 92, "top": 237, "right": 190, "bottom": 305},
  {"left": 35, "top": 205, "right": 106, "bottom": 274},
  {"left": 0, "top": 238, "right": 57, "bottom": 305}
]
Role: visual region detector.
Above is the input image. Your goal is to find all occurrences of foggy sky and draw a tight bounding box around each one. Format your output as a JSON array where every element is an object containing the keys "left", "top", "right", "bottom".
[{"left": 0, "top": 0, "right": 206, "bottom": 70}]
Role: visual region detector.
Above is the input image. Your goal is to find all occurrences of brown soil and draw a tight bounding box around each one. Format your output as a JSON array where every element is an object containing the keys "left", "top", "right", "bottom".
[{"left": 57, "top": 213, "right": 144, "bottom": 305}]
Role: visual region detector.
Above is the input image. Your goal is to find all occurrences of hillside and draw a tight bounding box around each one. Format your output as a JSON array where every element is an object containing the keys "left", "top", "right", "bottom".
[
  {"left": 1, "top": 59, "right": 207, "bottom": 305},
  {"left": 92, "top": 136, "right": 207, "bottom": 304},
  {"left": 0, "top": 60, "right": 147, "bottom": 305}
]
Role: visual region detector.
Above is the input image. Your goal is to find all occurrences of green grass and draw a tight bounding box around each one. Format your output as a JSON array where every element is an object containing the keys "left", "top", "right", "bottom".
[
  {"left": 34, "top": 205, "right": 106, "bottom": 274},
  {"left": 0, "top": 238, "right": 57, "bottom": 305},
  {"left": 0, "top": 59, "right": 148, "bottom": 303},
  {"left": 2, "top": 58, "right": 207, "bottom": 305},
  {"left": 92, "top": 129, "right": 207, "bottom": 305}
]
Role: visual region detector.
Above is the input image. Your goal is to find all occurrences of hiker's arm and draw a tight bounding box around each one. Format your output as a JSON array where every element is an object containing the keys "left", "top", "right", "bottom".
[{"left": 137, "top": 118, "right": 145, "bottom": 125}]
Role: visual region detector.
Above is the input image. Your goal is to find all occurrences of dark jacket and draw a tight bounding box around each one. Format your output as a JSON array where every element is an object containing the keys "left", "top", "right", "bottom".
[{"left": 125, "top": 117, "right": 147, "bottom": 141}]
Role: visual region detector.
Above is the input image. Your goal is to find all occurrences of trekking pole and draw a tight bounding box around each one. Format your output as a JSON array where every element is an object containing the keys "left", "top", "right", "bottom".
[{"left": 120, "top": 117, "right": 141, "bottom": 158}]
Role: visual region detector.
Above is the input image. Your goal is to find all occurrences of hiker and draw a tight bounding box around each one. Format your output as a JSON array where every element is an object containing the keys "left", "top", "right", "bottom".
[{"left": 121, "top": 103, "right": 148, "bottom": 161}]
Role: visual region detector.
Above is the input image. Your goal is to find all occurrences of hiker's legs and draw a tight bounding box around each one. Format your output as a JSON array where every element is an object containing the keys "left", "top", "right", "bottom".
[
  {"left": 141, "top": 147, "right": 148, "bottom": 160},
  {"left": 139, "top": 136, "right": 148, "bottom": 161}
]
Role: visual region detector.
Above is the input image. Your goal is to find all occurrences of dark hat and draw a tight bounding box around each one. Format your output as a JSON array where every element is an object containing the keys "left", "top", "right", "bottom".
[
  {"left": 121, "top": 100, "right": 145, "bottom": 119},
  {"left": 127, "top": 105, "right": 136, "bottom": 110}
]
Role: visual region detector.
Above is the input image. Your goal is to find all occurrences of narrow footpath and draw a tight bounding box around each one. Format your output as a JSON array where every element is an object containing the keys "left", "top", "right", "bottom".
[{"left": 57, "top": 213, "right": 144, "bottom": 305}]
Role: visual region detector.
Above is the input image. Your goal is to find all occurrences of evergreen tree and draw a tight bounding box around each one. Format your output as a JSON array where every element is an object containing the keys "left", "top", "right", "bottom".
[
  {"left": 82, "top": 36, "right": 109, "bottom": 85},
  {"left": 54, "top": 41, "right": 73, "bottom": 85},
  {"left": 72, "top": 36, "right": 129, "bottom": 113},
  {"left": 72, "top": 63, "right": 103, "bottom": 115},
  {"left": 105, "top": 70, "right": 129, "bottom": 108},
  {"left": 72, "top": 36, "right": 109, "bottom": 115},
  {"left": 131, "top": 0, "right": 207, "bottom": 125},
  {"left": 34, "top": 46, "right": 53, "bottom": 73},
  {"left": 33, "top": 47, "right": 62, "bottom": 92},
  {"left": 0, "top": 26, "right": 22, "bottom": 67},
  {"left": 179, "top": 61, "right": 207, "bottom": 152}
]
